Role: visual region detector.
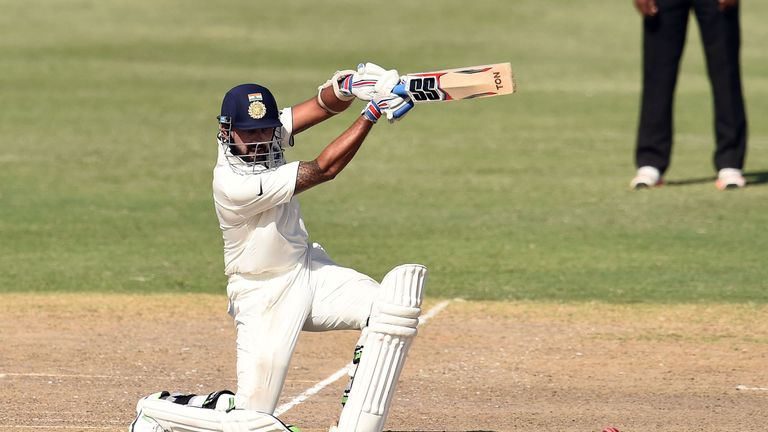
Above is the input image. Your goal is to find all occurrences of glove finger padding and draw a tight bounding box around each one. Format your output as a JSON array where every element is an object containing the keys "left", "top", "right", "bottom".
[
  {"left": 361, "top": 76, "right": 415, "bottom": 124},
  {"left": 341, "top": 64, "right": 400, "bottom": 101},
  {"left": 384, "top": 96, "right": 414, "bottom": 123},
  {"left": 378, "top": 75, "right": 414, "bottom": 123},
  {"left": 357, "top": 62, "right": 388, "bottom": 77}
]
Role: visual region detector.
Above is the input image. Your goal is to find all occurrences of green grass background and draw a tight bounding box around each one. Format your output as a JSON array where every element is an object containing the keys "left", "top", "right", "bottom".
[{"left": 1, "top": 0, "right": 766, "bottom": 302}]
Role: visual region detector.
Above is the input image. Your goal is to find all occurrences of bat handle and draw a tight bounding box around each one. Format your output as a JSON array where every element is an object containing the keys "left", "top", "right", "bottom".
[{"left": 392, "top": 83, "right": 408, "bottom": 98}]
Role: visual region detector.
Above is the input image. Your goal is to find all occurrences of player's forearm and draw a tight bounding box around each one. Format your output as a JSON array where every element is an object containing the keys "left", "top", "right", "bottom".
[
  {"left": 295, "top": 117, "right": 373, "bottom": 194},
  {"left": 316, "top": 116, "right": 373, "bottom": 174},
  {"left": 292, "top": 86, "right": 354, "bottom": 135}
]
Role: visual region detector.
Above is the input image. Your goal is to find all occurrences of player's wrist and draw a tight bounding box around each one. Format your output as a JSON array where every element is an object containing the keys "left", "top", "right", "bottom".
[
  {"left": 317, "top": 86, "right": 353, "bottom": 115},
  {"left": 317, "top": 69, "right": 355, "bottom": 115},
  {"left": 361, "top": 101, "right": 382, "bottom": 124}
]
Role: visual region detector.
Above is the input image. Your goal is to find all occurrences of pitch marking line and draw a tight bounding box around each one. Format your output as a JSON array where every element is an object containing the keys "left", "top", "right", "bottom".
[
  {"left": 0, "top": 372, "right": 233, "bottom": 381},
  {"left": 0, "top": 427, "right": 115, "bottom": 430},
  {"left": 274, "top": 299, "right": 452, "bottom": 417},
  {"left": 1, "top": 372, "right": 112, "bottom": 378},
  {"left": 736, "top": 384, "right": 768, "bottom": 391}
]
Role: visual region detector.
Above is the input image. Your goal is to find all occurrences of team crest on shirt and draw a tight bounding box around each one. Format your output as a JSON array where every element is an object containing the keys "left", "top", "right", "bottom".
[{"left": 248, "top": 101, "right": 267, "bottom": 119}]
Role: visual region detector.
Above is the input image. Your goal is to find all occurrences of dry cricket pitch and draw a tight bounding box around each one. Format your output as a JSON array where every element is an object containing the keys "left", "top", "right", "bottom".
[{"left": 1, "top": 294, "right": 766, "bottom": 432}]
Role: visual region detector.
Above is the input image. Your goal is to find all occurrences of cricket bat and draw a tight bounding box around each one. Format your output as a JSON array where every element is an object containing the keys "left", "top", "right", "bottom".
[{"left": 393, "top": 62, "right": 516, "bottom": 103}]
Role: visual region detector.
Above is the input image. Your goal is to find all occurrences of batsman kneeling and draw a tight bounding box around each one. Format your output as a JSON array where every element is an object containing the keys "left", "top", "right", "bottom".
[{"left": 131, "top": 63, "right": 426, "bottom": 432}]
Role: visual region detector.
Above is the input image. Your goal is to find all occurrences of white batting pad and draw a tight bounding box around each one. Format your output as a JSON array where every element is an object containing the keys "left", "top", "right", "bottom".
[
  {"left": 140, "top": 398, "right": 291, "bottom": 432},
  {"left": 336, "top": 264, "right": 427, "bottom": 432}
]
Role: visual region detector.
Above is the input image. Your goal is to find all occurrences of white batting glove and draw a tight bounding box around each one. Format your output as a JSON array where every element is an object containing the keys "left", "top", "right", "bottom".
[
  {"left": 361, "top": 75, "right": 415, "bottom": 124},
  {"left": 339, "top": 63, "right": 400, "bottom": 101}
]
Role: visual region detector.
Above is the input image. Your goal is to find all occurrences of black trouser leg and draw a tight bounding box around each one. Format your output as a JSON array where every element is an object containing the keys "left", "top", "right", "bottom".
[
  {"left": 692, "top": 0, "right": 747, "bottom": 170},
  {"left": 635, "top": 0, "right": 691, "bottom": 174}
]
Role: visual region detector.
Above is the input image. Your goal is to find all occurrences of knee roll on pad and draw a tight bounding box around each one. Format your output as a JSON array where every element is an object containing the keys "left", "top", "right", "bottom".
[
  {"left": 368, "top": 303, "right": 419, "bottom": 337},
  {"left": 336, "top": 264, "right": 427, "bottom": 432}
]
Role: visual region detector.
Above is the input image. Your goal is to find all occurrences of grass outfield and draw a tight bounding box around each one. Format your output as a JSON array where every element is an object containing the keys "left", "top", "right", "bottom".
[{"left": 1, "top": 0, "right": 766, "bottom": 301}]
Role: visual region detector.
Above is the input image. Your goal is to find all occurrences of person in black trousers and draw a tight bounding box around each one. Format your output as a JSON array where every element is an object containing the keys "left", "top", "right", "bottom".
[{"left": 630, "top": 0, "right": 748, "bottom": 190}]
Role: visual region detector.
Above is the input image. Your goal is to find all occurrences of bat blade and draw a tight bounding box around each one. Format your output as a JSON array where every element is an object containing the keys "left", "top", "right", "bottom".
[{"left": 396, "top": 62, "right": 516, "bottom": 104}]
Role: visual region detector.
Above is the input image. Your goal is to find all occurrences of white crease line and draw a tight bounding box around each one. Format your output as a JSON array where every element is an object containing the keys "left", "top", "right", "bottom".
[
  {"left": 273, "top": 366, "right": 351, "bottom": 417},
  {"left": 2, "top": 372, "right": 112, "bottom": 378},
  {"left": 0, "top": 372, "right": 237, "bottom": 381},
  {"left": 274, "top": 299, "right": 452, "bottom": 417},
  {"left": 5, "top": 410, "right": 126, "bottom": 418},
  {"left": 419, "top": 299, "right": 451, "bottom": 325},
  {"left": 0, "top": 426, "right": 115, "bottom": 430},
  {"left": 736, "top": 384, "right": 768, "bottom": 391}
]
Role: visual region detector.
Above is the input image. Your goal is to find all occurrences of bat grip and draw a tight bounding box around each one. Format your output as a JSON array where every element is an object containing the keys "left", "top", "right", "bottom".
[{"left": 392, "top": 83, "right": 408, "bottom": 98}]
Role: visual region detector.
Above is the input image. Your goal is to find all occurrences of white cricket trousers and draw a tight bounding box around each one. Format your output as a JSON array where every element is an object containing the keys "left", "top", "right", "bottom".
[{"left": 226, "top": 243, "right": 379, "bottom": 413}]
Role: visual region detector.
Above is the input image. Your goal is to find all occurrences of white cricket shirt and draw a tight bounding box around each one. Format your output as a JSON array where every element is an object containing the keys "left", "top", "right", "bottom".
[{"left": 212, "top": 108, "right": 309, "bottom": 276}]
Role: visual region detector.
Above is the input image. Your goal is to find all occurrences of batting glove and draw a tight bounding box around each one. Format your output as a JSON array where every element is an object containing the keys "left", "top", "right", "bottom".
[
  {"left": 361, "top": 76, "right": 415, "bottom": 124},
  {"left": 339, "top": 63, "right": 400, "bottom": 101}
]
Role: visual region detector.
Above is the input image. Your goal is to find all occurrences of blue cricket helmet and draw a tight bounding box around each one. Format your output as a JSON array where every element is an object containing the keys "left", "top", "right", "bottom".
[
  {"left": 217, "top": 83, "right": 291, "bottom": 174},
  {"left": 218, "top": 83, "right": 281, "bottom": 130}
]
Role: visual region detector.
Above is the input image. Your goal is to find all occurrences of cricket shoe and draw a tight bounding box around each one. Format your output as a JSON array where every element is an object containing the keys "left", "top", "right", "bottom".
[
  {"left": 716, "top": 168, "right": 745, "bottom": 190},
  {"left": 630, "top": 166, "right": 663, "bottom": 189},
  {"left": 130, "top": 392, "right": 170, "bottom": 432}
]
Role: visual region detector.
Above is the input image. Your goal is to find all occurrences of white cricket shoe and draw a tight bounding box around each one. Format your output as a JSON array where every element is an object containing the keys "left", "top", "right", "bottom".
[
  {"left": 630, "top": 166, "right": 663, "bottom": 189},
  {"left": 130, "top": 392, "right": 168, "bottom": 432},
  {"left": 716, "top": 168, "right": 745, "bottom": 190}
]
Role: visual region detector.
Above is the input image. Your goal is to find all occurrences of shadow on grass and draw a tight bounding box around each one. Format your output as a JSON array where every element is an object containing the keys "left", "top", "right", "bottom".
[
  {"left": 664, "top": 170, "right": 768, "bottom": 187},
  {"left": 745, "top": 170, "right": 768, "bottom": 186},
  {"left": 664, "top": 175, "right": 715, "bottom": 186}
]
